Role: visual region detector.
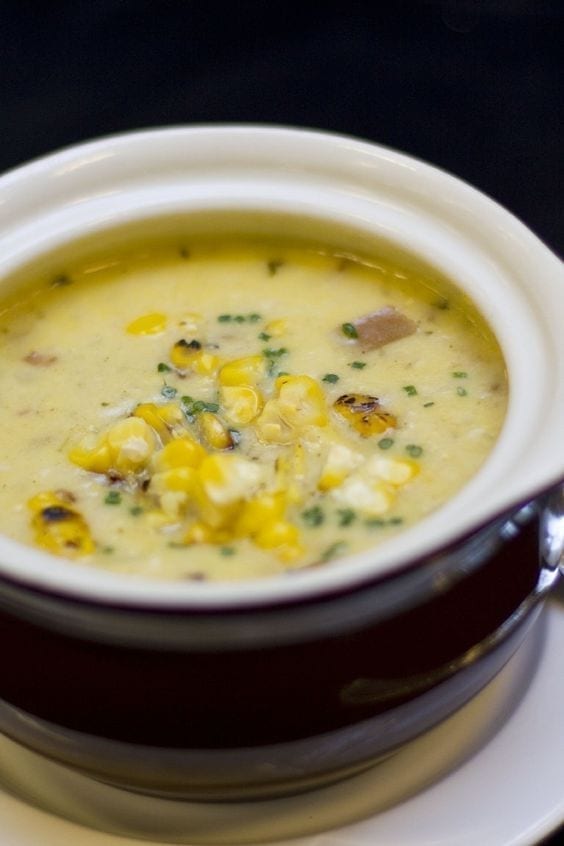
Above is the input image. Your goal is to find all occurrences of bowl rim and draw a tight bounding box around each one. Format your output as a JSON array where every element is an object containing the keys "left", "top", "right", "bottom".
[{"left": 0, "top": 123, "right": 562, "bottom": 611}]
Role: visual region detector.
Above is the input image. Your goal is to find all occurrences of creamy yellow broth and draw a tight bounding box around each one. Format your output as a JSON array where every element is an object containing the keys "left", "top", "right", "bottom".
[{"left": 0, "top": 241, "right": 507, "bottom": 580}]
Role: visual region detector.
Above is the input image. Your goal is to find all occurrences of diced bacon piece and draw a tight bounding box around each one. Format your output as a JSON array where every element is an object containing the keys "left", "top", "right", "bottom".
[{"left": 353, "top": 306, "right": 416, "bottom": 350}]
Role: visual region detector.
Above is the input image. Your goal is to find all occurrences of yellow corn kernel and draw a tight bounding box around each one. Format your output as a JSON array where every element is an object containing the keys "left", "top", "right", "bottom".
[
  {"left": 220, "top": 385, "right": 263, "bottom": 426},
  {"left": 234, "top": 492, "right": 287, "bottom": 538},
  {"left": 126, "top": 312, "right": 167, "bottom": 335},
  {"left": 184, "top": 521, "right": 232, "bottom": 546},
  {"left": 276, "top": 375, "right": 328, "bottom": 428},
  {"left": 28, "top": 492, "right": 95, "bottom": 558},
  {"left": 365, "top": 456, "right": 418, "bottom": 486},
  {"left": 199, "top": 412, "right": 233, "bottom": 450},
  {"left": 69, "top": 439, "right": 112, "bottom": 474},
  {"left": 192, "top": 351, "right": 222, "bottom": 377},
  {"left": 104, "top": 417, "right": 157, "bottom": 473},
  {"left": 318, "top": 443, "right": 364, "bottom": 491},
  {"left": 254, "top": 399, "right": 295, "bottom": 445},
  {"left": 265, "top": 318, "right": 287, "bottom": 337},
  {"left": 275, "top": 442, "right": 309, "bottom": 503},
  {"left": 333, "top": 394, "right": 397, "bottom": 437},
  {"left": 152, "top": 436, "right": 206, "bottom": 472},
  {"left": 218, "top": 355, "right": 266, "bottom": 387},
  {"left": 151, "top": 466, "right": 199, "bottom": 495},
  {"left": 198, "top": 453, "right": 264, "bottom": 506},
  {"left": 255, "top": 519, "right": 304, "bottom": 562},
  {"left": 133, "top": 402, "right": 183, "bottom": 443}
]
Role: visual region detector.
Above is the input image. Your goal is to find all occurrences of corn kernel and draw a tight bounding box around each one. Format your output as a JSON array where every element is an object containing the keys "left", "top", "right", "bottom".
[
  {"left": 255, "top": 399, "right": 295, "bottom": 445},
  {"left": 218, "top": 356, "right": 266, "bottom": 387},
  {"left": 255, "top": 519, "right": 304, "bottom": 562},
  {"left": 192, "top": 351, "right": 222, "bottom": 377},
  {"left": 69, "top": 439, "right": 112, "bottom": 474},
  {"left": 265, "top": 318, "right": 287, "bottom": 337},
  {"left": 184, "top": 521, "right": 232, "bottom": 546},
  {"left": 133, "top": 403, "right": 183, "bottom": 443},
  {"left": 199, "top": 412, "right": 233, "bottom": 450},
  {"left": 220, "top": 385, "right": 263, "bottom": 426},
  {"left": 169, "top": 339, "right": 201, "bottom": 371},
  {"left": 331, "top": 475, "right": 393, "bottom": 515},
  {"left": 151, "top": 466, "right": 199, "bottom": 495},
  {"left": 28, "top": 491, "right": 95, "bottom": 558},
  {"left": 106, "top": 417, "right": 157, "bottom": 473},
  {"left": 365, "top": 456, "right": 418, "bottom": 486},
  {"left": 126, "top": 312, "right": 167, "bottom": 335},
  {"left": 152, "top": 436, "right": 206, "bottom": 472},
  {"left": 276, "top": 375, "right": 328, "bottom": 428},
  {"left": 333, "top": 394, "right": 397, "bottom": 437},
  {"left": 234, "top": 492, "right": 287, "bottom": 537}
]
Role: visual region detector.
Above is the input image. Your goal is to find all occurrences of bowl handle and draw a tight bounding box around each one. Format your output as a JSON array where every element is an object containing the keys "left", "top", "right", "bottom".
[{"left": 540, "top": 484, "right": 564, "bottom": 577}]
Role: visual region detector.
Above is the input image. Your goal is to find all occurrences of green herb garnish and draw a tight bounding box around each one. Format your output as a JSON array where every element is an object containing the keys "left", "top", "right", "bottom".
[
  {"left": 378, "top": 437, "right": 394, "bottom": 450},
  {"left": 267, "top": 259, "right": 283, "bottom": 276},
  {"left": 220, "top": 546, "right": 236, "bottom": 556},
  {"left": 263, "top": 347, "right": 288, "bottom": 359},
  {"left": 157, "top": 362, "right": 171, "bottom": 373},
  {"left": 337, "top": 508, "right": 356, "bottom": 527},
  {"left": 342, "top": 322, "right": 358, "bottom": 339},
  {"left": 456, "top": 387, "right": 468, "bottom": 396},
  {"left": 302, "top": 506, "right": 325, "bottom": 527},
  {"left": 322, "top": 373, "right": 340, "bottom": 383},
  {"left": 104, "top": 491, "right": 122, "bottom": 506},
  {"left": 405, "top": 444, "right": 423, "bottom": 458},
  {"left": 365, "top": 517, "right": 386, "bottom": 528},
  {"left": 423, "top": 401, "right": 435, "bottom": 407},
  {"left": 218, "top": 314, "right": 232, "bottom": 322},
  {"left": 350, "top": 361, "right": 366, "bottom": 369},
  {"left": 319, "top": 540, "right": 348, "bottom": 562},
  {"left": 130, "top": 506, "right": 144, "bottom": 516},
  {"left": 248, "top": 313, "right": 261, "bottom": 322},
  {"left": 402, "top": 385, "right": 418, "bottom": 396},
  {"left": 258, "top": 331, "right": 271, "bottom": 341},
  {"left": 452, "top": 371, "right": 468, "bottom": 378}
]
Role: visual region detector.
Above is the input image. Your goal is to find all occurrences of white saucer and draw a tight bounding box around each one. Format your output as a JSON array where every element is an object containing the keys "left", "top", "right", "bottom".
[{"left": 1, "top": 597, "right": 564, "bottom": 846}]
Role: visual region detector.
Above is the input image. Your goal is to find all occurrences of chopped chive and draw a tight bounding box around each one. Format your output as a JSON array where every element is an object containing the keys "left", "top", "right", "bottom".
[
  {"left": 378, "top": 437, "right": 394, "bottom": 450},
  {"left": 218, "top": 314, "right": 232, "bottom": 322},
  {"left": 276, "top": 371, "right": 290, "bottom": 377},
  {"left": 191, "top": 400, "right": 206, "bottom": 413},
  {"left": 350, "top": 361, "right": 366, "bottom": 369},
  {"left": 402, "top": 385, "right": 418, "bottom": 396},
  {"left": 457, "top": 386, "right": 468, "bottom": 396},
  {"left": 101, "top": 545, "right": 115, "bottom": 554},
  {"left": 234, "top": 315, "right": 246, "bottom": 323},
  {"left": 302, "top": 505, "right": 325, "bottom": 527},
  {"left": 157, "top": 362, "right": 171, "bottom": 373},
  {"left": 365, "top": 517, "right": 386, "bottom": 528},
  {"left": 342, "top": 322, "right": 358, "bottom": 339},
  {"left": 337, "top": 508, "right": 356, "bottom": 527},
  {"left": 405, "top": 444, "right": 423, "bottom": 458},
  {"left": 100, "top": 401, "right": 110, "bottom": 407},
  {"left": 423, "top": 401, "right": 435, "bottom": 408},
  {"left": 263, "top": 347, "right": 288, "bottom": 359},
  {"left": 258, "top": 331, "right": 271, "bottom": 341},
  {"left": 320, "top": 540, "right": 348, "bottom": 562},
  {"left": 248, "top": 313, "right": 261, "bottom": 322},
  {"left": 322, "top": 373, "right": 339, "bottom": 383},
  {"left": 389, "top": 516, "right": 404, "bottom": 525},
  {"left": 220, "top": 546, "right": 236, "bottom": 556},
  {"left": 452, "top": 371, "right": 468, "bottom": 378},
  {"left": 161, "top": 384, "right": 177, "bottom": 399},
  {"left": 267, "top": 259, "right": 283, "bottom": 276},
  {"left": 204, "top": 401, "right": 219, "bottom": 413},
  {"left": 129, "top": 505, "right": 144, "bottom": 516},
  {"left": 104, "top": 491, "right": 122, "bottom": 505}
]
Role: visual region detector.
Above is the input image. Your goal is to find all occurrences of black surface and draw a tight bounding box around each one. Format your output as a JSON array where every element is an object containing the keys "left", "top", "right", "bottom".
[{"left": 0, "top": 0, "right": 562, "bottom": 837}]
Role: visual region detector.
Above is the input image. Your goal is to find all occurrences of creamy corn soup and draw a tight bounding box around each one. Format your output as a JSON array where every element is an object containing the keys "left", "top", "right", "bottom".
[{"left": 0, "top": 240, "right": 507, "bottom": 580}]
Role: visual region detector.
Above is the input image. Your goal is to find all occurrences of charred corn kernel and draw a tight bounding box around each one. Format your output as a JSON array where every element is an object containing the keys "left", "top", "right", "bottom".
[
  {"left": 126, "top": 312, "right": 167, "bottom": 335},
  {"left": 199, "top": 453, "right": 264, "bottom": 506},
  {"left": 234, "top": 492, "right": 287, "bottom": 537},
  {"left": 169, "top": 339, "right": 202, "bottom": 371},
  {"left": 133, "top": 402, "right": 183, "bottom": 443},
  {"left": 265, "top": 318, "right": 287, "bottom": 337},
  {"left": 332, "top": 475, "right": 393, "bottom": 515},
  {"left": 276, "top": 375, "right": 328, "bottom": 428},
  {"left": 104, "top": 417, "right": 157, "bottom": 473},
  {"left": 69, "top": 439, "right": 112, "bottom": 474},
  {"left": 365, "top": 456, "right": 418, "bottom": 486},
  {"left": 318, "top": 443, "right": 364, "bottom": 491},
  {"left": 152, "top": 436, "right": 206, "bottom": 472},
  {"left": 192, "top": 351, "right": 222, "bottom": 377},
  {"left": 28, "top": 492, "right": 95, "bottom": 558},
  {"left": 220, "top": 385, "right": 263, "bottom": 426},
  {"left": 199, "top": 412, "right": 233, "bottom": 450},
  {"left": 255, "top": 519, "right": 304, "bottom": 562},
  {"left": 255, "top": 400, "right": 295, "bottom": 445},
  {"left": 218, "top": 356, "right": 266, "bottom": 387},
  {"left": 333, "top": 394, "right": 397, "bottom": 437}
]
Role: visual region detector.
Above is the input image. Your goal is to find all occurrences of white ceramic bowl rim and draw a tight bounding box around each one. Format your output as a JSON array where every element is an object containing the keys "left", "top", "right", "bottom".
[{"left": 0, "top": 124, "right": 562, "bottom": 610}]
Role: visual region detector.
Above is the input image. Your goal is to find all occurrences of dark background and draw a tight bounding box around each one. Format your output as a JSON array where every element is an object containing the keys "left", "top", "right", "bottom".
[{"left": 0, "top": 1, "right": 562, "bottom": 842}]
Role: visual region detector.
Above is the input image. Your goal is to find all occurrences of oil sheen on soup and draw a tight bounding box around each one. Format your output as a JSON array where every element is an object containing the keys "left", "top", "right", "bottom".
[{"left": 0, "top": 241, "right": 508, "bottom": 581}]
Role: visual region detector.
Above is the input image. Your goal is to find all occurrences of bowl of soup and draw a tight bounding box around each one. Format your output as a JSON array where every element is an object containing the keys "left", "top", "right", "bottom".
[{"left": 0, "top": 126, "right": 562, "bottom": 802}]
